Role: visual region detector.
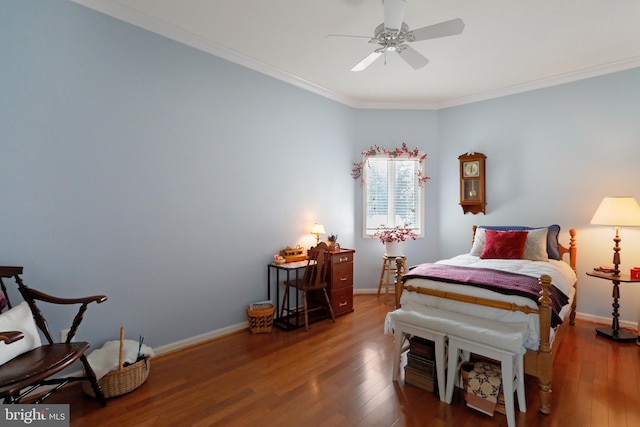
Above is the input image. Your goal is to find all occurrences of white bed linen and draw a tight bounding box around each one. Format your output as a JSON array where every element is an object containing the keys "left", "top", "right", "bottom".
[{"left": 400, "top": 254, "right": 577, "bottom": 350}]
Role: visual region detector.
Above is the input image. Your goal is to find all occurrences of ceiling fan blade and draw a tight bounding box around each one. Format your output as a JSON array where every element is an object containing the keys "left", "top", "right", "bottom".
[
  {"left": 325, "top": 34, "right": 373, "bottom": 40},
  {"left": 351, "top": 50, "right": 383, "bottom": 72},
  {"left": 397, "top": 45, "right": 429, "bottom": 69},
  {"left": 383, "top": 0, "right": 407, "bottom": 31},
  {"left": 407, "top": 18, "right": 465, "bottom": 42}
]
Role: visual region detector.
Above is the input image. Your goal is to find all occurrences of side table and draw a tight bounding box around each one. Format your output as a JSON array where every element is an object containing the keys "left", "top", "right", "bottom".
[{"left": 586, "top": 271, "right": 638, "bottom": 342}]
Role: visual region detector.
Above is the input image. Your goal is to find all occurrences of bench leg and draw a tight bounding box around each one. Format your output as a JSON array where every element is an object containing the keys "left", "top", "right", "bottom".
[
  {"left": 434, "top": 337, "right": 447, "bottom": 402},
  {"left": 500, "top": 354, "right": 516, "bottom": 427},
  {"left": 445, "top": 342, "right": 459, "bottom": 404},
  {"left": 516, "top": 354, "right": 526, "bottom": 413},
  {"left": 392, "top": 328, "right": 404, "bottom": 382}
]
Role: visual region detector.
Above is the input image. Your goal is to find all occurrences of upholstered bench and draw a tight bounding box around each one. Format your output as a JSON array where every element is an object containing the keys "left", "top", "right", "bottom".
[{"left": 385, "top": 304, "right": 528, "bottom": 427}]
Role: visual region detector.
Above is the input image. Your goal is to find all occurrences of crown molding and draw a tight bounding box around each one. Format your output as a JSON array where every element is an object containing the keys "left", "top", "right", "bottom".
[
  {"left": 437, "top": 56, "right": 640, "bottom": 110},
  {"left": 72, "top": 0, "right": 640, "bottom": 111},
  {"left": 348, "top": 99, "right": 440, "bottom": 110}
]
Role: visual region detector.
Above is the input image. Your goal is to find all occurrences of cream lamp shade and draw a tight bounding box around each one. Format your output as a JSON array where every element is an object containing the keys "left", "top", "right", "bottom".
[
  {"left": 311, "top": 223, "right": 325, "bottom": 243},
  {"left": 590, "top": 197, "right": 640, "bottom": 226}
]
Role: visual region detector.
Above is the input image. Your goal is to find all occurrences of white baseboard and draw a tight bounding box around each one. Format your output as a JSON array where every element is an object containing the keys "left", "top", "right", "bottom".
[
  {"left": 574, "top": 311, "right": 637, "bottom": 332},
  {"left": 153, "top": 322, "right": 249, "bottom": 356},
  {"left": 354, "top": 288, "right": 384, "bottom": 295}
]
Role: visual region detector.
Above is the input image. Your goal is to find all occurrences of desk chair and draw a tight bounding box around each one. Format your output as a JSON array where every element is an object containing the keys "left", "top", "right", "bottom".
[{"left": 280, "top": 243, "right": 335, "bottom": 331}]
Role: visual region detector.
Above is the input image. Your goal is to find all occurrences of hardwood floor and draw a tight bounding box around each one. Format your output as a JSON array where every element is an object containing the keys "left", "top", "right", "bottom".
[{"left": 44, "top": 295, "right": 640, "bottom": 427}]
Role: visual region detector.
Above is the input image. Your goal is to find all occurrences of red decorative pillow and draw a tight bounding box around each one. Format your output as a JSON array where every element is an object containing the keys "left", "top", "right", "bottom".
[{"left": 480, "top": 230, "right": 529, "bottom": 259}]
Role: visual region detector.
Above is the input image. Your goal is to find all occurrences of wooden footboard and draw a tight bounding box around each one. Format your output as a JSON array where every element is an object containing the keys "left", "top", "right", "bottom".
[{"left": 395, "top": 227, "right": 577, "bottom": 415}]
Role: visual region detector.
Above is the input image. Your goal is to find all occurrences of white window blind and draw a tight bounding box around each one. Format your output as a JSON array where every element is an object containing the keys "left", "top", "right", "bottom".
[{"left": 363, "top": 156, "right": 424, "bottom": 237}]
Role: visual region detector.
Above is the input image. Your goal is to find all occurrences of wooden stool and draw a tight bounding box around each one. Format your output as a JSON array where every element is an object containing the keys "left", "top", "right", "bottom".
[{"left": 377, "top": 255, "right": 407, "bottom": 306}]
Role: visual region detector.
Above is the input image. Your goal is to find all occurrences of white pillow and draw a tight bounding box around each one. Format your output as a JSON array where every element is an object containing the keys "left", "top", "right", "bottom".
[
  {"left": 522, "top": 227, "right": 549, "bottom": 261},
  {"left": 470, "top": 228, "right": 487, "bottom": 256},
  {"left": 470, "top": 227, "right": 549, "bottom": 261},
  {"left": 0, "top": 302, "right": 42, "bottom": 366}
]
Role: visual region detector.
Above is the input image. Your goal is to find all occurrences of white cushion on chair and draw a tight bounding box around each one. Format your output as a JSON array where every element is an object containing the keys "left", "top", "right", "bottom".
[{"left": 0, "top": 302, "right": 42, "bottom": 366}]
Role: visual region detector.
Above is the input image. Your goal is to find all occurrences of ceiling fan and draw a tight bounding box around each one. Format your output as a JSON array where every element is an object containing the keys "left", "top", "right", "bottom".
[{"left": 328, "top": 0, "right": 465, "bottom": 71}]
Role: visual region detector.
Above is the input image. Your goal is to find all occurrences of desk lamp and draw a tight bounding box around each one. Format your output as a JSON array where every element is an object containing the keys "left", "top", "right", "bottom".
[
  {"left": 590, "top": 196, "right": 640, "bottom": 275},
  {"left": 311, "top": 223, "right": 326, "bottom": 244}
]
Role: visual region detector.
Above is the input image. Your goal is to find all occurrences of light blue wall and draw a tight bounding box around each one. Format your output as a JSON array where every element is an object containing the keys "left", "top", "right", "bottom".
[
  {"left": 437, "top": 69, "right": 640, "bottom": 323},
  {"left": 3, "top": 1, "right": 640, "bottom": 350},
  {"left": 0, "top": 0, "right": 357, "bottom": 347}
]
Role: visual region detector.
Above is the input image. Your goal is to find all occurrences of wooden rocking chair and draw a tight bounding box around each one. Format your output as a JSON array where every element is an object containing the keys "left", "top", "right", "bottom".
[{"left": 0, "top": 266, "right": 108, "bottom": 405}]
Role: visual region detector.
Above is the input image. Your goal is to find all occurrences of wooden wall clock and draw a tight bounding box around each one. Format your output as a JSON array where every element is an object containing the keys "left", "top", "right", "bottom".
[{"left": 458, "top": 152, "right": 486, "bottom": 214}]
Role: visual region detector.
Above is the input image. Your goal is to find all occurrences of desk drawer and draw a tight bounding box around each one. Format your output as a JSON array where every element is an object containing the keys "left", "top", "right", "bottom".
[
  {"left": 331, "top": 262, "right": 353, "bottom": 290},
  {"left": 331, "top": 252, "right": 353, "bottom": 265},
  {"left": 331, "top": 286, "right": 353, "bottom": 316}
]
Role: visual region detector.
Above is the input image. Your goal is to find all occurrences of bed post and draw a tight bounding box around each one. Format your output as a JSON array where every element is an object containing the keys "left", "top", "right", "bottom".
[
  {"left": 395, "top": 257, "right": 404, "bottom": 308},
  {"left": 569, "top": 228, "right": 577, "bottom": 325},
  {"left": 538, "top": 274, "right": 553, "bottom": 415}
]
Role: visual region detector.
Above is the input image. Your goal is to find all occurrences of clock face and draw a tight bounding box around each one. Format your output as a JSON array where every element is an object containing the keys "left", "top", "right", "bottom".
[{"left": 463, "top": 161, "right": 480, "bottom": 177}]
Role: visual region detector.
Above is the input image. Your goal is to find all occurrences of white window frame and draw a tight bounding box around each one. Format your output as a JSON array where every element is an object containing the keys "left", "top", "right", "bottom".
[{"left": 362, "top": 153, "right": 425, "bottom": 238}]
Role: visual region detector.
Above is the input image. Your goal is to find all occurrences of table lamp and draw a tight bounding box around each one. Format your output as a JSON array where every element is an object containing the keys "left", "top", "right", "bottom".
[
  {"left": 590, "top": 196, "right": 640, "bottom": 275},
  {"left": 311, "top": 223, "right": 325, "bottom": 243}
]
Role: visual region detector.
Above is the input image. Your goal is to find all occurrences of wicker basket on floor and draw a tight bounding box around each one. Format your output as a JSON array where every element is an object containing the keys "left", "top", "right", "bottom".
[
  {"left": 247, "top": 306, "right": 275, "bottom": 334},
  {"left": 83, "top": 327, "right": 150, "bottom": 399}
]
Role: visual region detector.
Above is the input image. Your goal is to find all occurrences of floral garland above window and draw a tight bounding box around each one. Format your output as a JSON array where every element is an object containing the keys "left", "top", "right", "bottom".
[{"left": 351, "top": 143, "right": 429, "bottom": 187}]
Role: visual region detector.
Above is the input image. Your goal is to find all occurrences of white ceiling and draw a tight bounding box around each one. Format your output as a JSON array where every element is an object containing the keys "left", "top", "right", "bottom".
[{"left": 73, "top": 0, "right": 640, "bottom": 109}]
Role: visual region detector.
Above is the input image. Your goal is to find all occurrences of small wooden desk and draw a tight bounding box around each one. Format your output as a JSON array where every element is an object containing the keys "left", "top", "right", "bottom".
[
  {"left": 267, "top": 260, "right": 310, "bottom": 330},
  {"left": 586, "top": 271, "right": 639, "bottom": 342}
]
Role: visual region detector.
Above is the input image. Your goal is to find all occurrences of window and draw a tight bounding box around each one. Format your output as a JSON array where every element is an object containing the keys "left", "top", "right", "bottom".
[{"left": 363, "top": 154, "right": 424, "bottom": 237}]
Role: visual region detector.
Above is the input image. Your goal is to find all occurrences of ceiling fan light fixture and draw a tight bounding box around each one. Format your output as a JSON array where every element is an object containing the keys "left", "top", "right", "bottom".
[{"left": 338, "top": 2, "right": 464, "bottom": 71}]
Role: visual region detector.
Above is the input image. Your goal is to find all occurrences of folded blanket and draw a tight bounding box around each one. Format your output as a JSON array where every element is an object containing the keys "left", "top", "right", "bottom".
[
  {"left": 86, "top": 339, "right": 155, "bottom": 380},
  {"left": 466, "top": 362, "right": 502, "bottom": 416}
]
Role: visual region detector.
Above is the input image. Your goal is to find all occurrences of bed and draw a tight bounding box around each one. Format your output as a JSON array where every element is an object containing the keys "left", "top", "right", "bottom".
[{"left": 391, "top": 225, "right": 577, "bottom": 415}]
